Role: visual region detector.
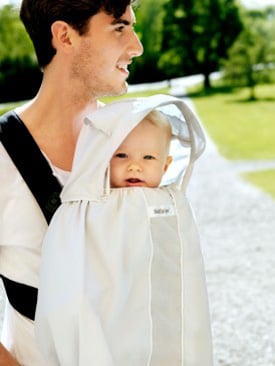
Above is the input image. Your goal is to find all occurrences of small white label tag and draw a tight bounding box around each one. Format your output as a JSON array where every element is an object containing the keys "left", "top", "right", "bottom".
[{"left": 148, "top": 205, "right": 175, "bottom": 218}]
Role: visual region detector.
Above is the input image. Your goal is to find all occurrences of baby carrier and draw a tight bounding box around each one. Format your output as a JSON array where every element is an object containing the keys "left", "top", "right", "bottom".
[{"left": 35, "top": 95, "right": 213, "bottom": 366}]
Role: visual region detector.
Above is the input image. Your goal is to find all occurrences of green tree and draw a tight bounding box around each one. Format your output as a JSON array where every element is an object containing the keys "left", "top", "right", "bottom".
[
  {"left": 129, "top": 0, "right": 168, "bottom": 83},
  {"left": 159, "top": 0, "right": 243, "bottom": 89},
  {"left": 223, "top": 8, "right": 275, "bottom": 100}
]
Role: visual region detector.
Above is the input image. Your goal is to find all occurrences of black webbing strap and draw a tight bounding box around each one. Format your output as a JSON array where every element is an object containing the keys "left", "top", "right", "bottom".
[
  {"left": 0, "top": 110, "right": 62, "bottom": 320},
  {"left": 0, "top": 276, "right": 39, "bottom": 321},
  {"left": 0, "top": 111, "right": 62, "bottom": 223}
]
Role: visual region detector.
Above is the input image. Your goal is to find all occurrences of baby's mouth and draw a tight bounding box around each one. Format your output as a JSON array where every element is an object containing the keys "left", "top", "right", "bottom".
[{"left": 126, "top": 178, "right": 144, "bottom": 186}]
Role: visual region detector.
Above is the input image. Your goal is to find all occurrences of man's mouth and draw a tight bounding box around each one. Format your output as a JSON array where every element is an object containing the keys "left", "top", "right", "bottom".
[{"left": 117, "top": 64, "right": 130, "bottom": 76}]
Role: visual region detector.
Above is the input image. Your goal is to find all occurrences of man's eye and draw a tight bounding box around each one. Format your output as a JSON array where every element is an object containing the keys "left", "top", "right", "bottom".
[
  {"left": 115, "top": 153, "right": 127, "bottom": 158},
  {"left": 115, "top": 26, "right": 125, "bottom": 33},
  {"left": 144, "top": 155, "right": 155, "bottom": 160}
]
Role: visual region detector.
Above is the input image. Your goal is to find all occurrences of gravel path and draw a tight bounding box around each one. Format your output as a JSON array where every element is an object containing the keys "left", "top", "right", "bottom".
[
  {"left": 1, "top": 91, "right": 275, "bottom": 365},
  {"left": 188, "top": 129, "right": 275, "bottom": 366},
  {"left": 174, "top": 91, "right": 275, "bottom": 366}
]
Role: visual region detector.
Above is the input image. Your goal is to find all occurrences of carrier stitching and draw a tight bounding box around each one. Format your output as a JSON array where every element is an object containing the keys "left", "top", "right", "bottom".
[
  {"left": 167, "top": 187, "right": 184, "bottom": 365},
  {"left": 141, "top": 189, "right": 154, "bottom": 366}
]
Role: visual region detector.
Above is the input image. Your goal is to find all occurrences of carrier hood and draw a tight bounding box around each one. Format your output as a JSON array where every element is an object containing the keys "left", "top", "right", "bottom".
[{"left": 61, "top": 94, "right": 206, "bottom": 201}]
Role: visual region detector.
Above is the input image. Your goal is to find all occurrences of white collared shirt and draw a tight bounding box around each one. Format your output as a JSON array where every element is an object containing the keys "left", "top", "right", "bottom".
[{"left": 0, "top": 142, "right": 69, "bottom": 365}]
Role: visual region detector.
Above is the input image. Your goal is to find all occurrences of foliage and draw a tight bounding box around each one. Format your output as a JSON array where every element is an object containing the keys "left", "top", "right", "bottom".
[
  {"left": 0, "top": 5, "right": 41, "bottom": 102},
  {"left": 159, "top": 0, "right": 243, "bottom": 89},
  {"left": 0, "top": 5, "right": 35, "bottom": 63},
  {"left": 129, "top": 0, "right": 168, "bottom": 83},
  {"left": 222, "top": 7, "right": 275, "bottom": 100}
]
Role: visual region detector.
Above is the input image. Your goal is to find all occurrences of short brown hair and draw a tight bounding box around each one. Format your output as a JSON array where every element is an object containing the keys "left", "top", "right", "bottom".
[{"left": 20, "top": 0, "right": 137, "bottom": 68}]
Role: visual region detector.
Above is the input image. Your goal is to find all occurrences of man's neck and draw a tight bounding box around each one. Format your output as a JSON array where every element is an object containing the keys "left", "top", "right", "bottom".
[{"left": 14, "top": 76, "right": 100, "bottom": 171}]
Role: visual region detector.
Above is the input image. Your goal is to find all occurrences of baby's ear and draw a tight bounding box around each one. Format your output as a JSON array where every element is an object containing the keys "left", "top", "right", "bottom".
[{"left": 164, "top": 155, "right": 173, "bottom": 172}]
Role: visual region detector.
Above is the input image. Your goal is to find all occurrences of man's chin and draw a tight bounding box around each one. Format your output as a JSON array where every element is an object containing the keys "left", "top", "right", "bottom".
[
  {"left": 98, "top": 82, "right": 128, "bottom": 99},
  {"left": 116, "top": 81, "right": 128, "bottom": 96}
]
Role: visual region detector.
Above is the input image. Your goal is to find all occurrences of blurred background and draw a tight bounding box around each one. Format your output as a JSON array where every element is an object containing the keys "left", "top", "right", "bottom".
[
  {"left": 1, "top": 0, "right": 275, "bottom": 102},
  {"left": 1, "top": 0, "right": 275, "bottom": 365}
]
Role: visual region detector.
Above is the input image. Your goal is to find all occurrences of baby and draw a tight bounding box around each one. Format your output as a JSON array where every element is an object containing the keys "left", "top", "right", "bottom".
[{"left": 110, "top": 110, "right": 173, "bottom": 188}]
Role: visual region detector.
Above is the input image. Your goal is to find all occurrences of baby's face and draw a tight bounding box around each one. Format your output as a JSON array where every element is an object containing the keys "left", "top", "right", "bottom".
[{"left": 110, "top": 119, "right": 172, "bottom": 188}]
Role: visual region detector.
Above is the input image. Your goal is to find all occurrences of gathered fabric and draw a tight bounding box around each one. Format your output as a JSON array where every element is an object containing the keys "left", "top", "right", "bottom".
[{"left": 35, "top": 95, "right": 213, "bottom": 366}]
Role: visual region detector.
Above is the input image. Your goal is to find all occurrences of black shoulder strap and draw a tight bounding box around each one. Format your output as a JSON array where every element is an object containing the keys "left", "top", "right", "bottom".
[
  {"left": 0, "top": 276, "right": 39, "bottom": 321},
  {"left": 0, "top": 110, "right": 62, "bottom": 223},
  {"left": 0, "top": 110, "right": 62, "bottom": 320}
]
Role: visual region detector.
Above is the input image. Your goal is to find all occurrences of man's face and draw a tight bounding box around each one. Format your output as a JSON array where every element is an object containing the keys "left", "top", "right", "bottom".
[
  {"left": 70, "top": 6, "right": 143, "bottom": 100},
  {"left": 110, "top": 119, "right": 172, "bottom": 188}
]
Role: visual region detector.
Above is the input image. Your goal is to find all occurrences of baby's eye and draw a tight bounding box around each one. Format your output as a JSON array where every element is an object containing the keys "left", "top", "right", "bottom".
[
  {"left": 114, "top": 153, "right": 128, "bottom": 158},
  {"left": 144, "top": 155, "right": 155, "bottom": 160}
]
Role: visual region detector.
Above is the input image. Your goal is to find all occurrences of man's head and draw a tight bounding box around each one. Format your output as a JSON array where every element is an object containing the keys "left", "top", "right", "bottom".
[
  {"left": 20, "top": 0, "right": 137, "bottom": 68},
  {"left": 110, "top": 110, "right": 173, "bottom": 188}
]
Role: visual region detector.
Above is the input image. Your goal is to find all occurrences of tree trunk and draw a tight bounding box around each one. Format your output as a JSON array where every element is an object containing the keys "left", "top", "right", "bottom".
[
  {"left": 248, "top": 72, "right": 257, "bottom": 101},
  {"left": 249, "top": 85, "right": 256, "bottom": 101},
  {"left": 203, "top": 73, "right": 211, "bottom": 89}
]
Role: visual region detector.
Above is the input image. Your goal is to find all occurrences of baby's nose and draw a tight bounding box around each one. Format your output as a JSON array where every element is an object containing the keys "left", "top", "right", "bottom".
[{"left": 128, "top": 162, "right": 142, "bottom": 172}]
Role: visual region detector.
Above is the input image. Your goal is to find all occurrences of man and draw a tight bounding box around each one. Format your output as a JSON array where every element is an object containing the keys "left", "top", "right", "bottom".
[{"left": 0, "top": 0, "right": 143, "bottom": 364}]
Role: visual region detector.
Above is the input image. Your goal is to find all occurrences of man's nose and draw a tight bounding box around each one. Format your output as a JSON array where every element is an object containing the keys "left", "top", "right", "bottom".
[
  {"left": 129, "top": 31, "right": 143, "bottom": 58},
  {"left": 128, "top": 162, "right": 142, "bottom": 172}
]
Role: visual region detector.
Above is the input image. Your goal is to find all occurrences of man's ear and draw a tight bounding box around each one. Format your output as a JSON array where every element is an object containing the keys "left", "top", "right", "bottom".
[
  {"left": 164, "top": 155, "right": 173, "bottom": 172},
  {"left": 51, "top": 21, "right": 74, "bottom": 51}
]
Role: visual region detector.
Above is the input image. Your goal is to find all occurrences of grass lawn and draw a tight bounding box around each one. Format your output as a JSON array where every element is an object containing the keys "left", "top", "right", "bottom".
[
  {"left": 189, "top": 84, "right": 275, "bottom": 160},
  {"left": 0, "top": 101, "right": 24, "bottom": 116},
  {"left": 189, "top": 83, "right": 275, "bottom": 198},
  {"left": 0, "top": 87, "right": 169, "bottom": 115},
  {"left": 242, "top": 169, "right": 275, "bottom": 198},
  {"left": 99, "top": 87, "right": 169, "bottom": 104}
]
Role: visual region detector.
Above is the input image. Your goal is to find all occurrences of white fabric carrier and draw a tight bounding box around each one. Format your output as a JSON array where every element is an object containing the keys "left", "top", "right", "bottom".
[{"left": 35, "top": 95, "right": 213, "bottom": 366}]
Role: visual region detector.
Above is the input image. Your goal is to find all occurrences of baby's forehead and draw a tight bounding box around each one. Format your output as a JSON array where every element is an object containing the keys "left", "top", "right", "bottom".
[{"left": 137, "top": 116, "right": 170, "bottom": 135}]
